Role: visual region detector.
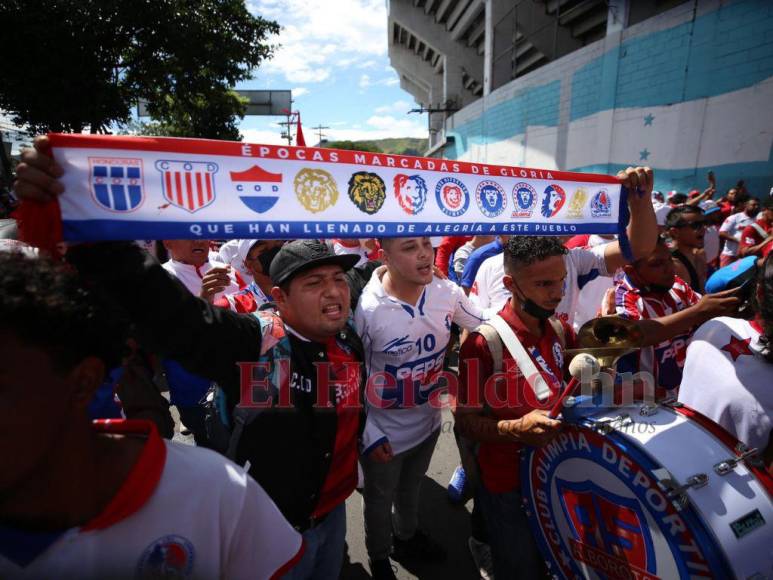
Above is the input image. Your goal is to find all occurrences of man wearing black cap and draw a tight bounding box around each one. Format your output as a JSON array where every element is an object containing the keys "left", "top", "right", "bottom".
[{"left": 39, "top": 236, "right": 365, "bottom": 580}]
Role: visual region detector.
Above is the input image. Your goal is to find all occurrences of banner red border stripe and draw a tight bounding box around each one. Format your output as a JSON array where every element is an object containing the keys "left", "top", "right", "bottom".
[{"left": 48, "top": 133, "right": 621, "bottom": 185}]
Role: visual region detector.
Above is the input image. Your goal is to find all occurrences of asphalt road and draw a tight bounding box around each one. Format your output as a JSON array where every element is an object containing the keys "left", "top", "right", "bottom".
[
  {"left": 172, "top": 398, "right": 481, "bottom": 579},
  {"left": 341, "top": 405, "right": 480, "bottom": 580}
]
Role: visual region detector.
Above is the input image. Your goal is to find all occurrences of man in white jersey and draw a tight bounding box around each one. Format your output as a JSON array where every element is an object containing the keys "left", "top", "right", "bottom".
[
  {"left": 355, "top": 236, "right": 488, "bottom": 579},
  {"left": 0, "top": 251, "right": 302, "bottom": 579},
  {"left": 162, "top": 239, "right": 242, "bottom": 301},
  {"left": 469, "top": 166, "right": 659, "bottom": 327},
  {"left": 679, "top": 254, "right": 773, "bottom": 468}
]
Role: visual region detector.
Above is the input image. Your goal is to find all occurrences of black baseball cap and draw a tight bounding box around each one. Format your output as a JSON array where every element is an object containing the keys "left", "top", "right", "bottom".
[{"left": 269, "top": 239, "right": 360, "bottom": 286}]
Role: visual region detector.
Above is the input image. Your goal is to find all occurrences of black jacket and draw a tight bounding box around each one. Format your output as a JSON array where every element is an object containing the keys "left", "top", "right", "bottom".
[{"left": 68, "top": 243, "right": 366, "bottom": 531}]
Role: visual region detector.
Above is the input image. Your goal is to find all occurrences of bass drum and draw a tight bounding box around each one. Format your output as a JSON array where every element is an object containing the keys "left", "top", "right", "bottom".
[{"left": 521, "top": 399, "right": 773, "bottom": 579}]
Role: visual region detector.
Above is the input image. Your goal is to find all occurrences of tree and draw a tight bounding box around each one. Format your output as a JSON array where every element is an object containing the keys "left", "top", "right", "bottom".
[
  {"left": 326, "top": 140, "right": 382, "bottom": 153},
  {"left": 0, "top": 0, "right": 279, "bottom": 139}
]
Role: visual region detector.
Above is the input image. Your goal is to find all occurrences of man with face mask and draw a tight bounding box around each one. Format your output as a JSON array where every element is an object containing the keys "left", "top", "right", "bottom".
[
  {"left": 453, "top": 236, "right": 573, "bottom": 580},
  {"left": 213, "top": 239, "right": 284, "bottom": 313}
]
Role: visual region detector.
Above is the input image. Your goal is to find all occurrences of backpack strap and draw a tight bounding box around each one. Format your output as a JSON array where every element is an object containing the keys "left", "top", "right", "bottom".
[
  {"left": 476, "top": 323, "right": 503, "bottom": 374},
  {"left": 482, "top": 314, "right": 552, "bottom": 402}
]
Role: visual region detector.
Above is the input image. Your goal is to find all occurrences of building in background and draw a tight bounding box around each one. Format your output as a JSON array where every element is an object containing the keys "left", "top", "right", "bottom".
[{"left": 388, "top": 0, "right": 773, "bottom": 195}]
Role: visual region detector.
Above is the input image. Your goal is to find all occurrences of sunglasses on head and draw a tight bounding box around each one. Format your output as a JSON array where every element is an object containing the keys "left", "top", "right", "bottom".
[{"left": 675, "top": 220, "right": 707, "bottom": 230}]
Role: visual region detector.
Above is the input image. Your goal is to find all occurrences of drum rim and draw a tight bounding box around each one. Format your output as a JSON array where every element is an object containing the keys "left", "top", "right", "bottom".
[
  {"left": 520, "top": 421, "right": 736, "bottom": 579},
  {"left": 670, "top": 402, "right": 773, "bottom": 497}
]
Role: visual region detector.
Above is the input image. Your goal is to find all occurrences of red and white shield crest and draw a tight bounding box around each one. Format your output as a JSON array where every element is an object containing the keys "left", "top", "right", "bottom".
[{"left": 155, "top": 160, "right": 218, "bottom": 213}]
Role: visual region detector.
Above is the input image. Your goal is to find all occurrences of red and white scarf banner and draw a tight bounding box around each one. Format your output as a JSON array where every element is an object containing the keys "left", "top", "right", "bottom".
[{"left": 38, "top": 133, "right": 629, "bottom": 242}]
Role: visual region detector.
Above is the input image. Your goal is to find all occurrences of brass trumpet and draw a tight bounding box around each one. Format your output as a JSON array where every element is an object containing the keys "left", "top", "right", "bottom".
[{"left": 565, "top": 316, "right": 644, "bottom": 368}]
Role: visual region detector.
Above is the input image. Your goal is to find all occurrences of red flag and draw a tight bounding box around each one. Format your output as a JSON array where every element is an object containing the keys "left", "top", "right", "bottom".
[{"left": 296, "top": 112, "right": 306, "bottom": 147}]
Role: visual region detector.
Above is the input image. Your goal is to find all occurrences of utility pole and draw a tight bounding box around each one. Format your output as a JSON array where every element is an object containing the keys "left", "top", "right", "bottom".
[
  {"left": 278, "top": 100, "right": 296, "bottom": 145},
  {"left": 312, "top": 124, "right": 329, "bottom": 145}
]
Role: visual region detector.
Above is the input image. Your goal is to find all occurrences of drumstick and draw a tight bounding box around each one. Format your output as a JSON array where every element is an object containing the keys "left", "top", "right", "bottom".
[{"left": 549, "top": 353, "right": 601, "bottom": 419}]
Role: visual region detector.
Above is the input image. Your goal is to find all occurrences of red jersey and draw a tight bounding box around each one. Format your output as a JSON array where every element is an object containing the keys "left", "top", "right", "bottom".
[
  {"left": 740, "top": 219, "right": 772, "bottom": 257},
  {"left": 458, "top": 304, "right": 574, "bottom": 494}
]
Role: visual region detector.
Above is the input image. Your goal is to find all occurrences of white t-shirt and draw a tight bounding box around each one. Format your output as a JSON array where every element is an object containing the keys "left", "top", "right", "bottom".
[
  {"left": 162, "top": 258, "right": 241, "bottom": 300},
  {"left": 218, "top": 239, "right": 252, "bottom": 280},
  {"left": 469, "top": 245, "right": 609, "bottom": 327},
  {"left": 720, "top": 212, "right": 755, "bottom": 257},
  {"left": 453, "top": 241, "right": 476, "bottom": 276},
  {"left": 331, "top": 240, "right": 370, "bottom": 267},
  {"left": 355, "top": 268, "right": 488, "bottom": 455},
  {"left": 679, "top": 317, "right": 773, "bottom": 451},
  {"left": 572, "top": 236, "right": 617, "bottom": 330},
  {"left": 0, "top": 420, "right": 302, "bottom": 580}
]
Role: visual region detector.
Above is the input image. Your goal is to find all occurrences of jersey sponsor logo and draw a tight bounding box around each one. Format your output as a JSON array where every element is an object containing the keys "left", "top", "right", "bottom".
[
  {"left": 512, "top": 182, "right": 537, "bottom": 218},
  {"left": 393, "top": 174, "right": 428, "bottom": 215},
  {"left": 348, "top": 171, "right": 386, "bottom": 215},
  {"left": 522, "top": 426, "right": 715, "bottom": 580},
  {"left": 294, "top": 168, "right": 339, "bottom": 213},
  {"left": 435, "top": 177, "right": 470, "bottom": 217},
  {"left": 383, "top": 350, "right": 445, "bottom": 406},
  {"left": 229, "top": 164, "right": 281, "bottom": 214},
  {"left": 156, "top": 160, "right": 218, "bottom": 213},
  {"left": 552, "top": 341, "right": 564, "bottom": 373},
  {"left": 566, "top": 187, "right": 588, "bottom": 219},
  {"left": 383, "top": 335, "right": 414, "bottom": 356},
  {"left": 137, "top": 535, "right": 195, "bottom": 578},
  {"left": 540, "top": 184, "right": 566, "bottom": 218},
  {"left": 89, "top": 157, "right": 145, "bottom": 212},
  {"left": 590, "top": 188, "right": 612, "bottom": 217},
  {"left": 475, "top": 180, "right": 507, "bottom": 217}
]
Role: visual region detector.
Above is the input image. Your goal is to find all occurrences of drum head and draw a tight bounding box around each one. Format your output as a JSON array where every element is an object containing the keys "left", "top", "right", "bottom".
[{"left": 521, "top": 424, "right": 736, "bottom": 579}]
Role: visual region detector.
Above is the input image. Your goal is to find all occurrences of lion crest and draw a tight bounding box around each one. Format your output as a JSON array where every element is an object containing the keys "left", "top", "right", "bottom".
[
  {"left": 294, "top": 168, "right": 339, "bottom": 213},
  {"left": 566, "top": 187, "right": 587, "bottom": 218},
  {"left": 348, "top": 172, "right": 386, "bottom": 215}
]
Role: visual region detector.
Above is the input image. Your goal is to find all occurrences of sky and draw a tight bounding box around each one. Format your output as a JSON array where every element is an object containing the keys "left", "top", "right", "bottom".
[{"left": 238, "top": 0, "right": 426, "bottom": 145}]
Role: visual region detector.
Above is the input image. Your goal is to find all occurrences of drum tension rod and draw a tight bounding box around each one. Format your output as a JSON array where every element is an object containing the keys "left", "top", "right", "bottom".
[
  {"left": 653, "top": 468, "right": 709, "bottom": 509},
  {"left": 591, "top": 414, "right": 633, "bottom": 434},
  {"left": 713, "top": 444, "right": 762, "bottom": 475}
]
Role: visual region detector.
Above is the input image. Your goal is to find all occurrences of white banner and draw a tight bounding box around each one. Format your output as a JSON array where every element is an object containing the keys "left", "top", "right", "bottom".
[{"left": 48, "top": 134, "right": 628, "bottom": 240}]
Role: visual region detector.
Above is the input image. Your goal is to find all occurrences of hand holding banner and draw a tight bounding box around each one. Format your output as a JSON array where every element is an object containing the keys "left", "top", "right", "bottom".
[{"left": 34, "top": 133, "right": 630, "bottom": 241}]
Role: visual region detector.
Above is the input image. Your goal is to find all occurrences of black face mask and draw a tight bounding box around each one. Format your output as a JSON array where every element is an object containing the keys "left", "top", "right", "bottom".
[
  {"left": 258, "top": 246, "right": 281, "bottom": 277},
  {"left": 513, "top": 280, "right": 556, "bottom": 320}
]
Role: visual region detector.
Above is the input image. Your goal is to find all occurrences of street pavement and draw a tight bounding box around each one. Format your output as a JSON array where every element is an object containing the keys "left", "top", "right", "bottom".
[
  {"left": 341, "top": 405, "right": 480, "bottom": 580},
  {"left": 172, "top": 398, "right": 482, "bottom": 579}
]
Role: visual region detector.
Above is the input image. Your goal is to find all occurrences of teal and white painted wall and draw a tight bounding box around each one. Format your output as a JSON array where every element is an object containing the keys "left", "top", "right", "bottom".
[{"left": 444, "top": 0, "right": 773, "bottom": 196}]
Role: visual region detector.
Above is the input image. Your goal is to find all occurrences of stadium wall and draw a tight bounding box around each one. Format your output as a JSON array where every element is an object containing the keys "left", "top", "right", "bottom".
[{"left": 444, "top": 0, "right": 773, "bottom": 196}]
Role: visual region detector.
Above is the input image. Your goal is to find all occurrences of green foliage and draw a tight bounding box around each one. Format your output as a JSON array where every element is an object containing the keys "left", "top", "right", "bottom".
[
  {"left": 0, "top": 0, "right": 279, "bottom": 138},
  {"left": 325, "top": 138, "right": 428, "bottom": 156},
  {"left": 326, "top": 140, "right": 382, "bottom": 153}
]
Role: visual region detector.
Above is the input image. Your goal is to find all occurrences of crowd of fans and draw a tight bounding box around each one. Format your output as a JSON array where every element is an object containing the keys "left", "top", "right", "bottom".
[{"left": 1, "top": 140, "right": 771, "bottom": 580}]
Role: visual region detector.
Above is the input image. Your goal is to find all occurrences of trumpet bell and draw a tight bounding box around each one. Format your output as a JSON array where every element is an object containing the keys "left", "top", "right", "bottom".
[{"left": 572, "top": 316, "right": 643, "bottom": 367}]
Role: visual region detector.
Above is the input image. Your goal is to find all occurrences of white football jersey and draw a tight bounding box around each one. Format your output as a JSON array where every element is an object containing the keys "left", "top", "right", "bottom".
[
  {"left": 355, "top": 267, "right": 487, "bottom": 455},
  {"left": 469, "top": 245, "right": 610, "bottom": 326},
  {"left": 0, "top": 421, "right": 302, "bottom": 580},
  {"left": 162, "top": 258, "right": 241, "bottom": 300},
  {"left": 679, "top": 317, "right": 773, "bottom": 451}
]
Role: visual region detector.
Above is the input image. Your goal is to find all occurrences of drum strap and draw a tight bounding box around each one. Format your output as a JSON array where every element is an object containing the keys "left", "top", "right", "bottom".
[{"left": 476, "top": 314, "right": 552, "bottom": 402}]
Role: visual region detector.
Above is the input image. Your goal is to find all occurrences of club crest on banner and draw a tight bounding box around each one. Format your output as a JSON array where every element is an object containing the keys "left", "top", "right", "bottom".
[
  {"left": 591, "top": 188, "right": 612, "bottom": 217},
  {"left": 155, "top": 160, "right": 218, "bottom": 213},
  {"left": 89, "top": 157, "right": 145, "bottom": 213},
  {"left": 512, "top": 182, "right": 537, "bottom": 218},
  {"left": 393, "top": 174, "right": 428, "bottom": 215},
  {"left": 540, "top": 184, "right": 566, "bottom": 218},
  {"left": 566, "top": 187, "right": 588, "bottom": 219},
  {"left": 294, "top": 168, "right": 339, "bottom": 213},
  {"left": 475, "top": 180, "right": 507, "bottom": 218},
  {"left": 435, "top": 177, "right": 469, "bottom": 217},
  {"left": 136, "top": 535, "right": 195, "bottom": 578},
  {"left": 348, "top": 172, "right": 386, "bottom": 215},
  {"left": 229, "top": 165, "right": 282, "bottom": 214}
]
